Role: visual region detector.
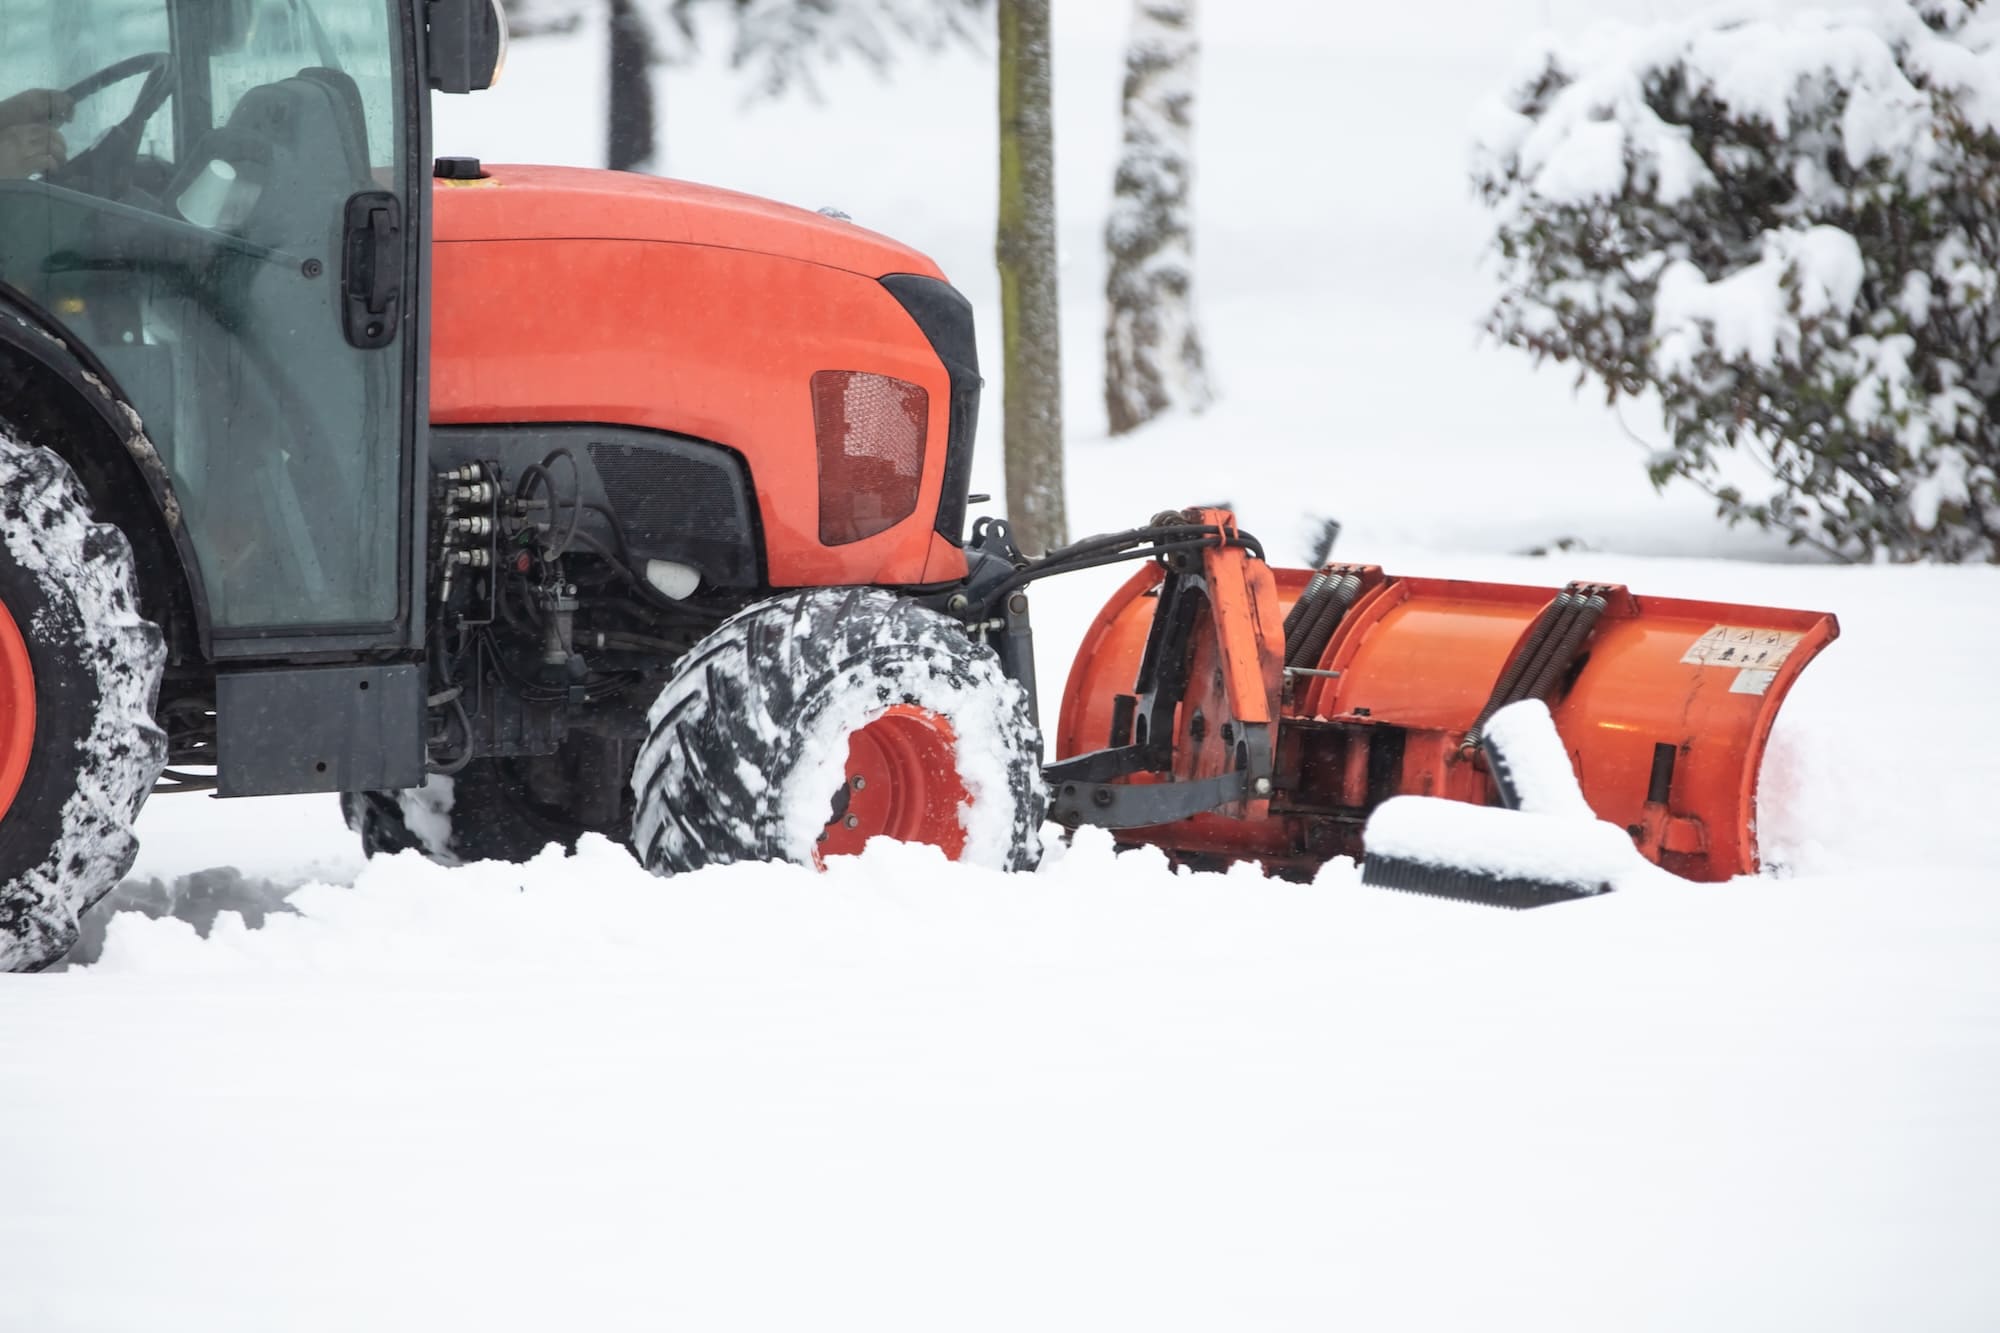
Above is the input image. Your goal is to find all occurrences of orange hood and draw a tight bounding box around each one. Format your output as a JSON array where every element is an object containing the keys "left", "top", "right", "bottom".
[{"left": 431, "top": 163, "right": 945, "bottom": 280}]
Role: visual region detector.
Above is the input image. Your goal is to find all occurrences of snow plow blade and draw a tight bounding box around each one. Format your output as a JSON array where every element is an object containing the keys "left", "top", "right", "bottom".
[{"left": 1049, "top": 509, "right": 1838, "bottom": 893}]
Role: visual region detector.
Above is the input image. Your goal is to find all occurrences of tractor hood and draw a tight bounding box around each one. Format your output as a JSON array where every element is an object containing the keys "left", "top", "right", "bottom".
[{"left": 431, "top": 163, "right": 945, "bottom": 280}]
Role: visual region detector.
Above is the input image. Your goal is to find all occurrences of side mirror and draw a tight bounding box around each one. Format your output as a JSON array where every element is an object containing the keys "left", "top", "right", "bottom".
[{"left": 427, "top": 0, "right": 509, "bottom": 94}]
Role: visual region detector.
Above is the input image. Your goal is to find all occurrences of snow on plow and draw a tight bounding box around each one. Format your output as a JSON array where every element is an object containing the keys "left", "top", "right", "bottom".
[
  {"left": 1361, "top": 699, "right": 1659, "bottom": 908},
  {"left": 1045, "top": 509, "right": 1838, "bottom": 903}
]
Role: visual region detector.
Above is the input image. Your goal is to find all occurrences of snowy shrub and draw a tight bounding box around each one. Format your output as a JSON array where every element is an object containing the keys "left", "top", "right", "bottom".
[{"left": 1474, "top": 0, "right": 2000, "bottom": 562}]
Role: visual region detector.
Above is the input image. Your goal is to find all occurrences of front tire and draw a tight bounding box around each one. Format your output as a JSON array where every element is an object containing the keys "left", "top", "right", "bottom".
[
  {"left": 630, "top": 588, "right": 1044, "bottom": 875},
  {"left": 0, "top": 432, "right": 166, "bottom": 971}
]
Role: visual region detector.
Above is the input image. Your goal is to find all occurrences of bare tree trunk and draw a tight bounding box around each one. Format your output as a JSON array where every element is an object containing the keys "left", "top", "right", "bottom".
[
  {"left": 608, "top": 0, "right": 657, "bottom": 172},
  {"left": 1105, "top": 0, "right": 1210, "bottom": 436},
  {"left": 996, "top": 0, "right": 1068, "bottom": 554}
]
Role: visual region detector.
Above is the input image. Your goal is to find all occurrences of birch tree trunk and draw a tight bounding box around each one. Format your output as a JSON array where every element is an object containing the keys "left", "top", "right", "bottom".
[
  {"left": 996, "top": 0, "right": 1068, "bottom": 554},
  {"left": 608, "top": 0, "right": 657, "bottom": 172},
  {"left": 1105, "top": 0, "right": 1210, "bottom": 436}
]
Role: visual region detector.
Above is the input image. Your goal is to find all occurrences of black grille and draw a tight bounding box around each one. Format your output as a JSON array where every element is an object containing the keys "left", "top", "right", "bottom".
[
  {"left": 589, "top": 439, "right": 758, "bottom": 586},
  {"left": 431, "top": 425, "right": 763, "bottom": 590}
]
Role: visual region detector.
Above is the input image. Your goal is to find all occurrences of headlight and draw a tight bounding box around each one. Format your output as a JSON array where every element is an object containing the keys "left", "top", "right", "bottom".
[{"left": 811, "top": 371, "right": 928, "bottom": 546}]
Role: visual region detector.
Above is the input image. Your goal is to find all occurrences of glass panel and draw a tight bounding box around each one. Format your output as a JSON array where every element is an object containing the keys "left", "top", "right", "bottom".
[
  {"left": 0, "top": 0, "right": 408, "bottom": 630},
  {"left": 210, "top": 0, "right": 398, "bottom": 172}
]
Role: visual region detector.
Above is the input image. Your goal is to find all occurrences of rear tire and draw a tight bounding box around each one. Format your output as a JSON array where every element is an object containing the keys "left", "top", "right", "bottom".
[
  {"left": 0, "top": 432, "right": 166, "bottom": 971},
  {"left": 630, "top": 587, "right": 1044, "bottom": 874},
  {"left": 341, "top": 760, "right": 603, "bottom": 867}
]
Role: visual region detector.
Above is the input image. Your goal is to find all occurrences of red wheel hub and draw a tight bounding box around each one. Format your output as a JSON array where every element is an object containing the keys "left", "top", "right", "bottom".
[
  {"left": 817, "top": 704, "right": 970, "bottom": 861},
  {"left": 0, "top": 600, "right": 35, "bottom": 821}
]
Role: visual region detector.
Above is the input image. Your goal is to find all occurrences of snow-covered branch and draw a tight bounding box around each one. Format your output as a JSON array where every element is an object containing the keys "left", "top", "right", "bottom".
[{"left": 1475, "top": 0, "right": 2000, "bottom": 561}]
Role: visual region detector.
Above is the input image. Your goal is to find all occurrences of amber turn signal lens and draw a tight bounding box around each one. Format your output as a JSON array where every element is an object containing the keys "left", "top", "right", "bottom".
[{"left": 811, "top": 370, "right": 927, "bottom": 546}]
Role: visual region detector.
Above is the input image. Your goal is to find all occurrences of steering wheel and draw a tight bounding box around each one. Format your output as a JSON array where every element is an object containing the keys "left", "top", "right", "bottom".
[
  {"left": 64, "top": 52, "right": 170, "bottom": 105},
  {"left": 45, "top": 52, "right": 174, "bottom": 195}
]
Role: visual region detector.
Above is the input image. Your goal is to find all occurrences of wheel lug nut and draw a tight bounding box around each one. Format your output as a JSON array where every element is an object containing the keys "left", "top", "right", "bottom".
[
  {"left": 843, "top": 814, "right": 860, "bottom": 829},
  {"left": 851, "top": 776, "right": 866, "bottom": 791}
]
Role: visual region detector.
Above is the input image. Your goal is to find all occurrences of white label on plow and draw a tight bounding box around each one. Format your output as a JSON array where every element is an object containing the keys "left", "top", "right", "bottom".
[
  {"left": 1730, "top": 668, "right": 1777, "bottom": 696},
  {"left": 1681, "top": 625, "right": 1804, "bottom": 671}
]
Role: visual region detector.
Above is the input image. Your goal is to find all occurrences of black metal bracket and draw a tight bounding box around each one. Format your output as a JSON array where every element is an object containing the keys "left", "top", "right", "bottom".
[
  {"left": 968, "top": 514, "right": 1027, "bottom": 567},
  {"left": 1041, "top": 562, "right": 1279, "bottom": 833},
  {"left": 917, "top": 511, "right": 1280, "bottom": 832},
  {"left": 1050, "top": 769, "right": 1252, "bottom": 830},
  {"left": 1044, "top": 743, "right": 1159, "bottom": 786},
  {"left": 927, "top": 515, "right": 1265, "bottom": 627},
  {"left": 994, "top": 586, "right": 1041, "bottom": 752}
]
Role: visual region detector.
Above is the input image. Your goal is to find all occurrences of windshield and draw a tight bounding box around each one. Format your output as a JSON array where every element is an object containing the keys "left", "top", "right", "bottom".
[
  {"left": 0, "top": 0, "right": 397, "bottom": 184},
  {"left": 0, "top": 2, "right": 174, "bottom": 166}
]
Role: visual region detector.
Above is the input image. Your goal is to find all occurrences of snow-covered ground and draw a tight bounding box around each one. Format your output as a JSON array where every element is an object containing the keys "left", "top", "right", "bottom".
[{"left": 6, "top": 1, "right": 1999, "bottom": 1328}]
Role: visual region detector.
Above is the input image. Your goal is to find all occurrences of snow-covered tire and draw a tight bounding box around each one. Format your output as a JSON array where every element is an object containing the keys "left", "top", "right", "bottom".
[
  {"left": 341, "top": 761, "right": 597, "bottom": 866},
  {"left": 631, "top": 587, "right": 1044, "bottom": 874},
  {"left": 0, "top": 432, "right": 166, "bottom": 971}
]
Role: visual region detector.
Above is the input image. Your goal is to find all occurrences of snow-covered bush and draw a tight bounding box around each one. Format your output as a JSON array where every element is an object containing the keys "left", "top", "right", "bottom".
[{"left": 1474, "top": 0, "right": 2000, "bottom": 562}]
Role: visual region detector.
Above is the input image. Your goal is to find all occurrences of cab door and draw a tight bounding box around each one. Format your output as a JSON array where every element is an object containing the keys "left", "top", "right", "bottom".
[{"left": 0, "top": 0, "right": 426, "bottom": 652}]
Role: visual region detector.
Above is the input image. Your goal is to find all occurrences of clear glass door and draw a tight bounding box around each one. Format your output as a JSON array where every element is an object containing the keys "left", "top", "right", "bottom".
[{"left": 0, "top": 0, "right": 411, "bottom": 631}]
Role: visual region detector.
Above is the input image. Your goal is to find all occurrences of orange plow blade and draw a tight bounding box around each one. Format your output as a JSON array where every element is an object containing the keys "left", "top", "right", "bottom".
[{"left": 1050, "top": 511, "right": 1837, "bottom": 887}]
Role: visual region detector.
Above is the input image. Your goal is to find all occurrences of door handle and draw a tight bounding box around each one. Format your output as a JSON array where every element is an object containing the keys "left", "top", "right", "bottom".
[{"left": 341, "top": 190, "right": 403, "bottom": 349}]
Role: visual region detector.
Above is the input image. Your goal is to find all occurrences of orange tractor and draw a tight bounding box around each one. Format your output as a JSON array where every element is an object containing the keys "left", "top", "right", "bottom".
[{"left": 0, "top": 0, "right": 1832, "bottom": 969}]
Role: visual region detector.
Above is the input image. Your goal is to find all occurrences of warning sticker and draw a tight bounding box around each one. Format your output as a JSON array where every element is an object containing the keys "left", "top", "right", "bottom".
[{"left": 1681, "top": 625, "right": 1804, "bottom": 671}]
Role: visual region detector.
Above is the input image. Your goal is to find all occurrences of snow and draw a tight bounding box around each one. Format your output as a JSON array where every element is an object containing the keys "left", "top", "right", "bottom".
[
  {"left": 1652, "top": 226, "right": 1866, "bottom": 375},
  {"left": 6, "top": 0, "right": 2000, "bottom": 1327},
  {"left": 1485, "top": 4, "right": 2000, "bottom": 210},
  {"left": 13, "top": 833, "right": 2000, "bottom": 1330},
  {"left": 396, "top": 773, "right": 457, "bottom": 860},
  {"left": 1364, "top": 796, "right": 1642, "bottom": 893},
  {"left": 1479, "top": 698, "right": 1599, "bottom": 821},
  {"left": 20, "top": 548, "right": 1988, "bottom": 1332}
]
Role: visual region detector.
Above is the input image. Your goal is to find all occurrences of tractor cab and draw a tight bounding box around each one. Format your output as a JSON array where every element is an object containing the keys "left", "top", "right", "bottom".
[{"left": 0, "top": 0, "right": 495, "bottom": 638}]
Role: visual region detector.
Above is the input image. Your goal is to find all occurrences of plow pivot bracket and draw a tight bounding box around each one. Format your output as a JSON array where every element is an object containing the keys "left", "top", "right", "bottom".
[{"left": 1049, "top": 770, "right": 1252, "bottom": 830}]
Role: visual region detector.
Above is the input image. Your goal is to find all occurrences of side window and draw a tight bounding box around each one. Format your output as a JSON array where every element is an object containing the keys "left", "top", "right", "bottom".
[{"left": 210, "top": 0, "right": 398, "bottom": 170}]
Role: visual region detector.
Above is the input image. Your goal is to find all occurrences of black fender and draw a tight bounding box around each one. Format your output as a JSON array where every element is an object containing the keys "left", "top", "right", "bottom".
[{"left": 0, "top": 288, "right": 208, "bottom": 662}]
